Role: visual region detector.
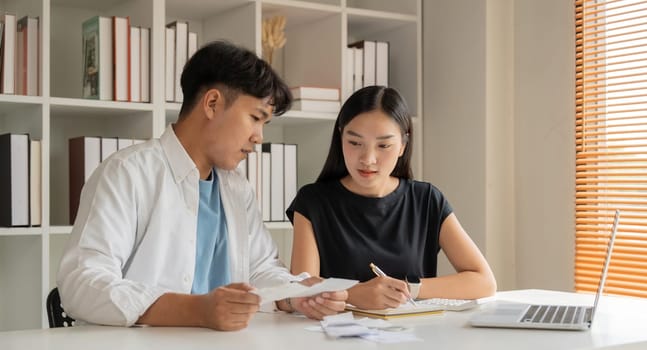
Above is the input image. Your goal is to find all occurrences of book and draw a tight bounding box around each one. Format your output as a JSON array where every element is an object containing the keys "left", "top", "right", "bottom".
[
  {"left": 1, "top": 14, "right": 16, "bottom": 94},
  {"left": 16, "top": 16, "right": 39, "bottom": 96},
  {"left": 247, "top": 145, "right": 259, "bottom": 202},
  {"left": 140, "top": 27, "right": 150, "bottom": 102},
  {"left": 254, "top": 144, "right": 263, "bottom": 203},
  {"left": 188, "top": 31, "right": 197, "bottom": 59},
  {"left": 262, "top": 143, "right": 284, "bottom": 222},
  {"left": 352, "top": 47, "right": 363, "bottom": 91},
  {"left": 69, "top": 136, "right": 101, "bottom": 224},
  {"left": 100, "top": 137, "right": 117, "bottom": 161},
  {"left": 117, "top": 138, "right": 133, "bottom": 150},
  {"left": 292, "top": 99, "right": 340, "bottom": 113},
  {"left": 290, "top": 86, "right": 339, "bottom": 101},
  {"left": 375, "top": 41, "right": 389, "bottom": 87},
  {"left": 0, "top": 133, "right": 30, "bottom": 227},
  {"left": 349, "top": 40, "right": 376, "bottom": 87},
  {"left": 283, "top": 144, "right": 297, "bottom": 221},
  {"left": 344, "top": 47, "right": 354, "bottom": 98},
  {"left": 261, "top": 150, "right": 271, "bottom": 222},
  {"left": 0, "top": 22, "right": 4, "bottom": 85},
  {"left": 30, "top": 139, "right": 41, "bottom": 226},
  {"left": 174, "top": 21, "right": 188, "bottom": 102},
  {"left": 82, "top": 16, "right": 113, "bottom": 100},
  {"left": 167, "top": 21, "right": 188, "bottom": 102},
  {"left": 345, "top": 303, "right": 444, "bottom": 320},
  {"left": 129, "top": 26, "right": 141, "bottom": 102},
  {"left": 164, "top": 27, "right": 174, "bottom": 102},
  {"left": 16, "top": 18, "right": 26, "bottom": 95},
  {"left": 112, "top": 16, "right": 130, "bottom": 101}
]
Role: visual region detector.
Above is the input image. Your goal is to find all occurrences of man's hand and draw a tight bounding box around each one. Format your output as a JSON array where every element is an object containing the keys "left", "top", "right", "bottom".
[
  {"left": 201, "top": 283, "right": 261, "bottom": 331},
  {"left": 136, "top": 283, "right": 260, "bottom": 331},
  {"left": 346, "top": 276, "right": 409, "bottom": 310}
]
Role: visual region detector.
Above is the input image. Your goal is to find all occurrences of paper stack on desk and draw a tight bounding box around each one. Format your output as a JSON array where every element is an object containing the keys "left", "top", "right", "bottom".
[
  {"left": 251, "top": 278, "right": 358, "bottom": 303},
  {"left": 317, "top": 312, "right": 422, "bottom": 343}
]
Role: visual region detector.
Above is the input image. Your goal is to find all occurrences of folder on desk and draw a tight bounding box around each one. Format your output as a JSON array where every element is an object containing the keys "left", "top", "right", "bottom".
[{"left": 345, "top": 303, "right": 444, "bottom": 320}]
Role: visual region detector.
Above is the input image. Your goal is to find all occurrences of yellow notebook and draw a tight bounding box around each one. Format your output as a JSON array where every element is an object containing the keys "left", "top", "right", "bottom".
[{"left": 345, "top": 304, "right": 444, "bottom": 320}]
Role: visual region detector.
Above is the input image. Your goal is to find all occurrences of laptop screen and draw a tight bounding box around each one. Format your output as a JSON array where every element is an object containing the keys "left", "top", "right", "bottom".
[{"left": 590, "top": 209, "right": 620, "bottom": 323}]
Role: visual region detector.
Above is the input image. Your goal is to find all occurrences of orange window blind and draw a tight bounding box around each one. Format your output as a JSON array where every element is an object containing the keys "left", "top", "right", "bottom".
[{"left": 575, "top": 0, "right": 647, "bottom": 298}]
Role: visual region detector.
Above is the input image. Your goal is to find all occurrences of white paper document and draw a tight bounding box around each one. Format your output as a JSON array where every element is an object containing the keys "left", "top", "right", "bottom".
[
  {"left": 318, "top": 312, "right": 422, "bottom": 343},
  {"left": 251, "top": 278, "right": 358, "bottom": 303}
]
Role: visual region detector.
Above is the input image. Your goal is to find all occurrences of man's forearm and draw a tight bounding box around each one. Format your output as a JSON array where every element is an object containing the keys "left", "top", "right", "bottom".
[{"left": 137, "top": 292, "right": 207, "bottom": 327}]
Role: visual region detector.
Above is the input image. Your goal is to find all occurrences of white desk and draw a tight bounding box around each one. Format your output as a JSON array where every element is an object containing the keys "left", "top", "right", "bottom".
[{"left": 1, "top": 289, "right": 647, "bottom": 350}]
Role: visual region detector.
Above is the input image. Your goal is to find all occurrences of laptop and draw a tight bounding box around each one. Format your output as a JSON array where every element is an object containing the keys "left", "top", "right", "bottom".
[{"left": 470, "top": 209, "right": 620, "bottom": 331}]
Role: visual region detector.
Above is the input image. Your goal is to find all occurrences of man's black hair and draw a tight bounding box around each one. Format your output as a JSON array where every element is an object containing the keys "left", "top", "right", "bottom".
[{"left": 179, "top": 40, "right": 292, "bottom": 117}]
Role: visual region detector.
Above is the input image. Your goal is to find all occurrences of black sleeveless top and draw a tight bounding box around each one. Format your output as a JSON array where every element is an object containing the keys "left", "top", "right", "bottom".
[{"left": 286, "top": 178, "right": 453, "bottom": 282}]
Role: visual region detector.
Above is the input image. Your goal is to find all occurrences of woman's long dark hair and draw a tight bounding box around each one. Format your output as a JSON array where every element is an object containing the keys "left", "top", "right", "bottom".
[{"left": 316, "top": 86, "right": 413, "bottom": 183}]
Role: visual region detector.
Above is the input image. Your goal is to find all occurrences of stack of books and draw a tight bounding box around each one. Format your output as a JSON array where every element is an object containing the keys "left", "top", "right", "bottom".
[
  {"left": 165, "top": 21, "right": 198, "bottom": 103},
  {"left": 0, "top": 133, "right": 41, "bottom": 227},
  {"left": 290, "top": 86, "right": 340, "bottom": 113},
  {"left": 0, "top": 14, "right": 40, "bottom": 96},
  {"left": 81, "top": 16, "right": 151, "bottom": 102},
  {"left": 345, "top": 40, "right": 389, "bottom": 97},
  {"left": 68, "top": 136, "right": 146, "bottom": 224},
  {"left": 237, "top": 142, "right": 297, "bottom": 222}
]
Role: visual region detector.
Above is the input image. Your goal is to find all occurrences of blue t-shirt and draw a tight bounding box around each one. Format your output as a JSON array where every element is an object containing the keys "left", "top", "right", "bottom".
[{"left": 191, "top": 170, "right": 231, "bottom": 294}]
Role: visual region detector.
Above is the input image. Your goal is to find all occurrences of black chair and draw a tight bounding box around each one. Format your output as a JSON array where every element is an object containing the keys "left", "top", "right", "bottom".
[{"left": 46, "top": 288, "right": 76, "bottom": 328}]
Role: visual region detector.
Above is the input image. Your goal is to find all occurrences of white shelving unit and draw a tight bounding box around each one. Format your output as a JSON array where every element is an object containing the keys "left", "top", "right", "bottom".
[{"left": 0, "top": 0, "right": 421, "bottom": 331}]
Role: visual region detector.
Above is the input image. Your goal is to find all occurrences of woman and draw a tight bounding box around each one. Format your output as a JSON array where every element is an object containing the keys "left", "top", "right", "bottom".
[{"left": 287, "top": 86, "right": 496, "bottom": 310}]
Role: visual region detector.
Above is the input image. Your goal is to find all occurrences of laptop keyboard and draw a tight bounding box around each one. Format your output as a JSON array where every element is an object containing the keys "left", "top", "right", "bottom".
[{"left": 521, "top": 305, "right": 591, "bottom": 324}]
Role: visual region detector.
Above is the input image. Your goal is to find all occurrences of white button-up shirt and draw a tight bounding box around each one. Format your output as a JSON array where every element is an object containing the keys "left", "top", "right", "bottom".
[{"left": 57, "top": 125, "right": 297, "bottom": 326}]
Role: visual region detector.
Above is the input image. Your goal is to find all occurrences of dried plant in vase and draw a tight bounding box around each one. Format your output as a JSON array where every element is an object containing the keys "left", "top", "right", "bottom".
[{"left": 262, "top": 15, "right": 287, "bottom": 65}]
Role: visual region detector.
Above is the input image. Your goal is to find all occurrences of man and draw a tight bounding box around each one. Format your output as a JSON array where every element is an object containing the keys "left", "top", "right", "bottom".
[{"left": 57, "top": 41, "right": 347, "bottom": 331}]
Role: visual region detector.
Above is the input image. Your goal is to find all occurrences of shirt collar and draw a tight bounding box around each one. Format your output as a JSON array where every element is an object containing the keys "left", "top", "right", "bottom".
[{"left": 160, "top": 124, "right": 198, "bottom": 183}]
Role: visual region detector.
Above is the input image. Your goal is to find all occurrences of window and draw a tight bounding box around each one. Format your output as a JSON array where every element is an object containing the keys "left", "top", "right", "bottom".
[{"left": 575, "top": 0, "right": 647, "bottom": 297}]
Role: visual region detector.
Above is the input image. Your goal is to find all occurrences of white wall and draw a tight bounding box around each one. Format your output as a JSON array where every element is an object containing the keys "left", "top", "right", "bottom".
[
  {"left": 513, "top": 0, "right": 575, "bottom": 290},
  {"left": 423, "top": 0, "right": 488, "bottom": 278},
  {"left": 423, "top": 0, "right": 575, "bottom": 291},
  {"left": 485, "top": 0, "right": 515, "bottom": 291}
]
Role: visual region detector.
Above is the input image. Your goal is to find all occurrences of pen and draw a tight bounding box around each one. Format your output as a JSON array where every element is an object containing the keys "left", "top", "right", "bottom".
[{"left": 369, "top": 262, "right": 418, "bottom": 306}]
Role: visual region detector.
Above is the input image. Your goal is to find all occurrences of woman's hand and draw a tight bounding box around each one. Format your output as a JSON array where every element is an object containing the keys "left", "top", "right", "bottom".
[
  {"left": 346, "top": 276, "right": 410, "bottom": 310},
  {"left": 276, "top": 277, "right": 349, "bottom": 320}
]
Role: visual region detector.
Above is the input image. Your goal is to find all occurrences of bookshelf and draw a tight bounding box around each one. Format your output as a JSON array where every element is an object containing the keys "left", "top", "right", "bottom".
[{"left": 0, "top": 0, "right": 421, "bottom": 330}]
